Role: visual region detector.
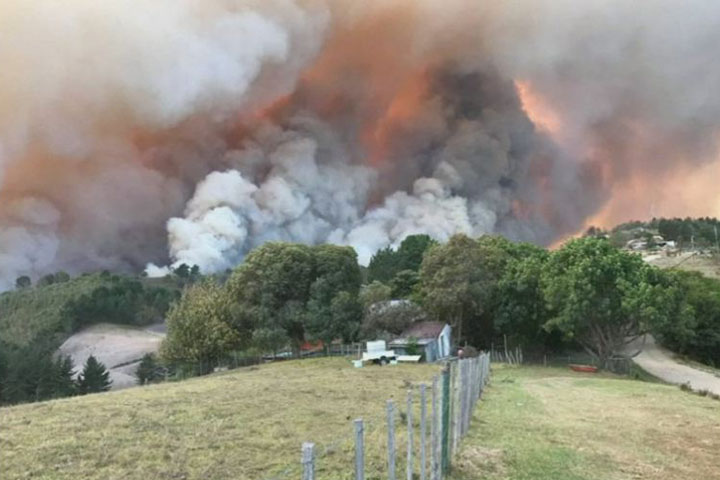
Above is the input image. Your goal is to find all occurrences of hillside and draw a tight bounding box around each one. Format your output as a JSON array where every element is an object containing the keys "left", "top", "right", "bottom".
[
  {"left": 645, "top": 252, "right": 720, "bottom": 279},
  {"left": 451, "top": 365, "right": 720, "bottom": 480},
  {"left": 0, "top": 358, "right": 439, "bottom": 480},
  {"left": 0, "top": 273, "right": 108, "bottom": 347},
  {"left": 58, "top": 323, "right": 166, "bottom": 389},
  {"left": 3, "top": 360, "right": 719, "bottom": 479},
  {"left": 0, "top": 273, "right": 180, "bottom": 348}
]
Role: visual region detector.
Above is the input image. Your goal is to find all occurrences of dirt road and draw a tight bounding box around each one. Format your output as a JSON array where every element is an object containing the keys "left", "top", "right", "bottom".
[{"left": 629, "top": 335, "right": 720, "bottom": 395}]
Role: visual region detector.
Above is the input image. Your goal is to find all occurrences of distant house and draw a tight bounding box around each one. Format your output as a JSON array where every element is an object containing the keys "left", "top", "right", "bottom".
[{"left": 389, "top": 322, "right": 451, "bottom": 362}]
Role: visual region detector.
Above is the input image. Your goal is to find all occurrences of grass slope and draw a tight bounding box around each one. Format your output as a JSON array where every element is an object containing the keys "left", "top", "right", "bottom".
[
  {"left": 646, "top": 253, "right": 720, "bottom": 279},
  {"left": 0, "top": 358, "right": 439, "bottom": 480},
  {"left": 451, "top": 365, "right": 720, "bottom": 480}
]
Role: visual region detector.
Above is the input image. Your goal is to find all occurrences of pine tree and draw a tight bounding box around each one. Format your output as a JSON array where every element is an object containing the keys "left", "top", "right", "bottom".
[
  {"left": 52, "top": 356, "right": 76, "bottom": 397},
  {"left": 77, "top": 355, "right": 112, "bottom": 394}
]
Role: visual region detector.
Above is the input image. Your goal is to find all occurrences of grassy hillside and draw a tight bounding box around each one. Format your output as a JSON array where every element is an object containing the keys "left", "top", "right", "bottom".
[
  {"left": 0, "top": 273, "right": 180, "bottom": 348},
  {"left": 451, "top": 365, "right": 720, "bottom": 480},
  {"left": 0, "top": 358, "right": 439, "bottom": 480},
  {"left": 0, "top": 273, "right": 108, "bottom": 347},
  {"left": 646, "top": 252, "right": 720, "bottom": 279}
]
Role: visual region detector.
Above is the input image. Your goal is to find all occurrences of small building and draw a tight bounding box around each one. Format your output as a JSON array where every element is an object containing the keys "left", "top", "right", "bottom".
[{"left": 389, "top": 322, "right": 452, "bottom": 362}]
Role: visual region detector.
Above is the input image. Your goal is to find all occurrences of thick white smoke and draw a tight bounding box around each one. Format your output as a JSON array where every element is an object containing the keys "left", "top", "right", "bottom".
[
  {"left": 3, "top": 0, "right": 720, "bottom": 287},
  {"left": 0, "top": 0, "right": 329, "bottom": 287}
]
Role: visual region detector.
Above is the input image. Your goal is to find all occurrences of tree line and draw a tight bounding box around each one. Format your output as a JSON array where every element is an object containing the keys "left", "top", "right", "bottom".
[
  {"left": 4, "top": 231, "right": 720, "bottom": 403},
  {"left": 159, "top": 233, "right": 720, "bottom": 374},
  {"left": 0, "top": 348, "right": 112, "bottom": 405},
  {"left": 594, "top": 216, "right": 720, "bottom": 249}
]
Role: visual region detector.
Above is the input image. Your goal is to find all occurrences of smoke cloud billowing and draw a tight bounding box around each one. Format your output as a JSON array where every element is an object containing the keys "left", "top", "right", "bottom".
[{"left": 2, "top": 0, "right": 720, "bottom": 287}]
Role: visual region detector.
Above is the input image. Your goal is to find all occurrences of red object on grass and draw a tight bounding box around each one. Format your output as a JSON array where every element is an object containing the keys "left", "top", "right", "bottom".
[{"left": 569, "top": 364, "right": 598, "bottom": 373}]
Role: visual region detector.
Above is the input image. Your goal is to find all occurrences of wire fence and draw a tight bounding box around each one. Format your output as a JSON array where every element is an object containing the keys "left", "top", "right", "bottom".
[
  {"left": 296, "top": 354, "right": 491, "bottom": 480},
  {"left": 490, "top": 346, "right": 634, "bottom": 374}
]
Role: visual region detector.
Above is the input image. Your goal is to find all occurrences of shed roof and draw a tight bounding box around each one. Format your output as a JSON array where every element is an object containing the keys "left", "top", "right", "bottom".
[{"left": 399, "top": 321, "right": 447, "bottom": 340}]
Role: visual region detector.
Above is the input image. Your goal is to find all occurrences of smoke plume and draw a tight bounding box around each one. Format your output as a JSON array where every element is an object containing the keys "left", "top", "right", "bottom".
[{"left": 2, "top": 0, "right": 720, "bottom": 287}]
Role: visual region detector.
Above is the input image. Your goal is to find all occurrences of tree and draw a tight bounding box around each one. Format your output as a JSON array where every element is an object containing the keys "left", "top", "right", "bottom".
[
  {"left": 305, "top": 245, "right": 362, "bottom": 343},
  {"left": 390, "top": 270, "right": 419, "bottom": 299},
  {"left": 367, "top": 247, "right": 398, "bottom": 284},
  {"left": 359, "top": 281, "right": 392, "bottom": 313},
  {"left": 136, "top": 353, "right": 164, "bottom": 385},
  {"left": 396, "top": 235, "right": 438, "bottom": 272},
  {"left": 651, "top": 271, "right": 720, "bottom": 366},
  {"left": 495, "top": 245, "right": 551, "bottom": 347},
  {"left": 226, "top": 242, "right": 316, "bottom": 351},
  {"left": 227, "top": 243, "right": 362, "bottom": 349},
  {"left": 77, "top": 355, "right": 112, "bottom": 394},
  {"left": 54, "top": 271, "right": 71, "bottom": 283},
  {"left": 52, "top": 355, "right": 76, "bottom": 397},
  {"left": 360, "top": 300, "right": 426, "bottom": 339},
  {"left": 541, "top": 237, "right": 680, "bottom": 368},
  {"left": 37, "top": 274, "right": 56, "bottom": 287},
  {"left": 419, "top": 234, "right": 510, "bottom": 343},
  {"left": 160, "top": 280, "right": 242, "bottom": 372},
  {"left": 367, "top": 234, "right": 437, "bottom": 284},
  {"left": 173, "top": 264, "right": 191, "bottom": 279},
  {"left": 15, "top": 276, "right": 31, "bottom": 289}
]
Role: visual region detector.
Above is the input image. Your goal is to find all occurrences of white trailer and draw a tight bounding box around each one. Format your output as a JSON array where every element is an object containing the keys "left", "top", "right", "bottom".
[{"left": 361, "top": 340, "right": 397, "bottom": 365}]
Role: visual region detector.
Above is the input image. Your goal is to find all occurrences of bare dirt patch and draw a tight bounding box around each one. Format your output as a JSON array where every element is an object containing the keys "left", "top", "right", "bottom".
[{"left": 58, "top": 323, "right": 165, "bottom": 389}]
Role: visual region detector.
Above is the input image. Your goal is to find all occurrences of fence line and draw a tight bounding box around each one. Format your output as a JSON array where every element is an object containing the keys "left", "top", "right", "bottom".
[{"left": 299, "top": 353, "right": 491, "bottom": 480}]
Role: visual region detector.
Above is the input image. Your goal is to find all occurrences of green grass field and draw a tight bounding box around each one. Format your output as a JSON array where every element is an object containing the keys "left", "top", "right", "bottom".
[
  {"left": 451, "top": 365, "right": 720, "bottom": 480},
  {"left": 0, "top": 358, "right": 439, "bottom": 480}
]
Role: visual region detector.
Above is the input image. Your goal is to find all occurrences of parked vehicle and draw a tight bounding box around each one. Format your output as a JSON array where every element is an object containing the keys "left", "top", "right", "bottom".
[{"left": 361, "top": 340, "right": 397, "bottom": 365}]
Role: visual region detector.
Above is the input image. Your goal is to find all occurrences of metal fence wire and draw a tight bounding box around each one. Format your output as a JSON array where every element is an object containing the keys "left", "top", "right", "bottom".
[{"left": 298, "top": 354, "right": 491, "bottom": 480}]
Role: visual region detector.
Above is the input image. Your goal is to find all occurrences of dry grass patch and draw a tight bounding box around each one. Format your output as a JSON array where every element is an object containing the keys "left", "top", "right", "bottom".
[{"left": 0, "top": 357, "right": 439, "bottom": 480}]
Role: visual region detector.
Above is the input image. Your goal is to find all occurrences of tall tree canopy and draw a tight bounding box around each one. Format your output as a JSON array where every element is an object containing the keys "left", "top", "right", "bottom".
[
  {"left": 367, "top": 234, "right": 437, "bottom": 284},
  {"left": 225, "top": 243, "right": 362, "bottom": 350},
  {"left": 160, "top": 280, "right": 241, "bottom": 370},
  {"left": 419, "top": 234, "right": 509, "bottom": 342},
  {"left": 541, "top": 237, "right": 686, "bottom": 367}
]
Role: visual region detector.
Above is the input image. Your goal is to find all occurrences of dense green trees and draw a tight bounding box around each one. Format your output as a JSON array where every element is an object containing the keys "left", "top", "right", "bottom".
[
  {"left": 8, "top": 227, "right": 720, "bottom": 404},
  {"left": 652, "top": 271, "right": 720, "bottom": 366},
  {"left": 160, "top": 242, "right": 363, "bottom": 368},
  {"left": 540, "top": 238, "right": 686, "bottom": 367},
  {"left": 160, "top": 281, "right": 241, "bottom": 371},
  {"left": 419, "top": 234, "right": 513, "bottom": 343},
  {"left": 0, "top": 340, "right": 77, "bottom": 404},
  {"left": 495, "top": 245, "right": 550, "bottom": 347},
  {"left": 61, "top": 276, "right": 177, "bottom": 332},
  {"left": 224, "top": 243, "right": 362, "bottom": 350},
  {"left": 136, "top": 353, "right": 165, "bottom": 385},
  {"left": 367, "top": 234, "right": 437, "bottom": 287}
]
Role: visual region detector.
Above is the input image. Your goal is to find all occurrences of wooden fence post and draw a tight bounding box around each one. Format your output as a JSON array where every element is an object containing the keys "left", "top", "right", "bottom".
[
  {"left": 355, "top": 419, "right": 364, "bottom": 480},
  {"left": 431, "top": 376, "right": 439, "bottom": 480},
  {"left": 441, "top": 364, "right": 450, "bottom": 474},
  {"left": 406, "top": 390, "right": 413, "bottom": 480},
  {"left": 420, "top": 384, "right": 427, "bottom": 480},
  {"left": 387, "top": 401, "right": 396, "bottom": 480},
  {"left": 302, "top": 442, "right": 315, "bottom": 480}
]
